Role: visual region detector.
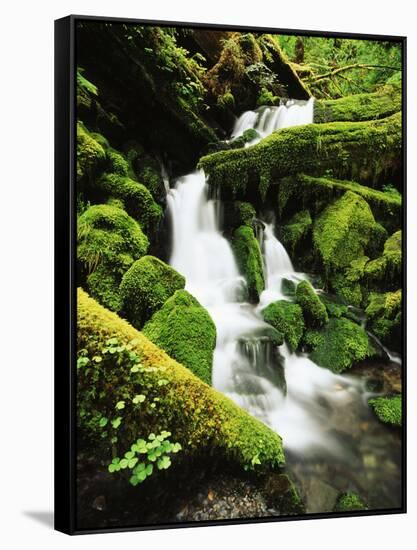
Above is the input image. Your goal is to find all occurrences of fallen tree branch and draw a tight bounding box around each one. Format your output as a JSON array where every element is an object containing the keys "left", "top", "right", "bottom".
[{"left": 309, "top": 63, "right": 401, "bottom": 82}]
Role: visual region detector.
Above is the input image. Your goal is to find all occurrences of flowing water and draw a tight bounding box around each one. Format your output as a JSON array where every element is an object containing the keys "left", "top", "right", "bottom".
[{"left": 167, "top": 100, "right": 401, "bottom": 513}]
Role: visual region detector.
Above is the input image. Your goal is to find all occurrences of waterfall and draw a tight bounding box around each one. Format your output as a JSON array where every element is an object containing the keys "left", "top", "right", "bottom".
[
  {"left": 166, "top": 97, "right": 401, "bottom": 511},
  {"left": 232, "top": 98, "right": 315, "bottom": 145}
]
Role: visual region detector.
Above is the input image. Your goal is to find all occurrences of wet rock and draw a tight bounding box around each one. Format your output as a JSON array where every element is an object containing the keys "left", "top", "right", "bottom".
[{"left": 264, "top": 473, "right": 305, "bottom": 515}]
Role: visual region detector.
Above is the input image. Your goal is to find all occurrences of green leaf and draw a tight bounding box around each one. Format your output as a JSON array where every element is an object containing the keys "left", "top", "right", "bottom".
[
  {"left": 149, "top": 433, "right": 156, "bottom": 440},
  {"left": 77, "top": 357, "right": 89, "bottom": 369},
  {"left": 128, "top": 457, "right": 138, "bottom": 469},
  {"left": 137, "top": 470, "right": 147, "bottom": 482},
  {"left": 124, "top": 451, "right": 135, "bottom": 460},
  {"left": 145, "top": 464, "right": 153, "bottom": 476},
  {"left": 99, "top": 417, "right": 108, "bottom": 428},
  {"left": 129, "top": 475, "right": 139, "bottom": 486},
  {"left": 130, "top": 365, "right": 140, "bottom": 373},
  {"left": 120, "top": 458, "right": 128, "bottom": 469},
  {"left": 108, "top": 464, "right": 116, "bottom": 473},
  {"left": 92, "top": 355, "right": 102, "bottom": 363},
  {"left": 111, "top": 417, "right": 122, "bottom": 429},
  {"left": 132, "top": 394, "right": 146, "bottom": 404},
  {"left": 115, "top": 401, "right": 125, "bottom": 410},
  {"left": 157, "top": 456, "right": 171, "bottom": 470},
  {"left": 107, "top": 337, "right": 118, "bottom": 346},
  {"left": 157, "top": 378, "right": 169, "bottom": 386}
]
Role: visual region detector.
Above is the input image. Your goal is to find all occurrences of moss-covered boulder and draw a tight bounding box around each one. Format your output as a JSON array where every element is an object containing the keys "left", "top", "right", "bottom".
[
  {"left": 368, "top": 395, "right": 402, "bottom": 427},
  {"left": 77, "top": 288, "right": 285, "bottom": 471},
  {"left": 313, "top": 191, "right": 378, "bottom": 273},
  {"left": 77, "top": 121, "right": 106, "bottom": 181},
  {"left": 314, "top": 85, "right": 401, "bottom": 123},
  {"left": 77, "top": 204, "right": 149, "bottom": 312},
  {"left": 296, "top": 281, "right": 328, "bottom": 328},
  {"left": 232, "top": 225, "right": 265, "bottom": 302},
  {"left": 278, "top": 175, "right": 401, "bottom": 232},
  {"left": 143, "top": 290, "right": 216, "bottom": 385},
  {"left": 365, "top": 290, "right": 401, "bottom": 350},
  {"left": 305, "top": 317, "right": 374, "bottom": 373},
  {"left": 262, "top": 300, "right": 304, "bottom": 351},
  {"left": 199, "top": 113, "right": 401, "bottom": 201},
  {"left": 334, "top": 492, "right": 368, "bottom": 512},
  {"left": 280, "top": 210, "right": 312, "bottom": 256},
  {"left": 125, "top": 142, "right": 166, "bottom": 202},
  {"left": 120, "top": 256, "right": 185, "bottom": 328},
  {"left": 364, "top": 230, "right": 402, "bottom": 287},
  {"left": 97, "top": 173, "right": 162, "bottom": 233}
]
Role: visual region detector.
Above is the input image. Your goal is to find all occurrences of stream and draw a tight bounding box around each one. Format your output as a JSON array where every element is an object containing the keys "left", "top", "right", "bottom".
[{"left": 166, "top": 101, "right": 401, "bottom": 514}]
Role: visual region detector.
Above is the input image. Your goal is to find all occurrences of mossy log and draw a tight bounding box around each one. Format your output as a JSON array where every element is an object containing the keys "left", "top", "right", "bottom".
[
  {"left": 314, "top": 85, "right": 401, "bottom": 123},
  {"left": 199, "top": 113, "right": 402, "bottom": 201},
  {"left": 77, "top": 288, "right": 285, "bottom": 471}
]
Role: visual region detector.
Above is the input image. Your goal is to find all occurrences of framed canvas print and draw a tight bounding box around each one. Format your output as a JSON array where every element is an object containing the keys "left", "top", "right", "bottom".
[{"left": 55, "top": 14, "right": 406, "bottom": 534}]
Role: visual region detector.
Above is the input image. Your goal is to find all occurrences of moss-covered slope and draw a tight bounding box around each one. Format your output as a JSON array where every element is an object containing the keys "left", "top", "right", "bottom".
[
  {"left": 77, "top": 288, "right": 285, "bottom": 471},
  {"left": 232, "top": 225, "right": 265, "bottom": 302}
]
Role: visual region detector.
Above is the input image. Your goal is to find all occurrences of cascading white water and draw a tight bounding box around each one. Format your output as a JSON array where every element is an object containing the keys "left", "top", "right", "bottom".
[
  {"left": 166, "top": 97, "right": 401, "bottom": 511},
  {"left": 232, "top": 98, "right": 315, "bottom": 145}
]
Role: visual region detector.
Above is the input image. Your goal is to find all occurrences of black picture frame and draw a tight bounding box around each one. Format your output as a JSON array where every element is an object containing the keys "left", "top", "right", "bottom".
[{"left": 55, "top": 14, "right": 407, "bottom": 535}]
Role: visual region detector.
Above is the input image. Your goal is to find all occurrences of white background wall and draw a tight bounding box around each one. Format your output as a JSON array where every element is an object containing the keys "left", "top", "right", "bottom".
[{"left": 1, "top": 0, "right": 415, "bottom": 547}]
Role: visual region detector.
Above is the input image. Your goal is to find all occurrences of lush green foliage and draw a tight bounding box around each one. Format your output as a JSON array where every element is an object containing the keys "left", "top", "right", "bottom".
[
  {"left": 232, "top": 225, "right": 265, "bottom": 302},
  {"left": 369, "top": 395, "right": 402, "bottom": 426},
  {"left": 77, "top": 289, "right": 285, "bottom": 470},
  {"left": 77, "top": 122, "right": 106, "bottom": 181},
  {"left": 120, "top": 256, "right": 185, "bottom": 328},
  {"left": 77, "top": 204, "right": 149, "bottom": 311},
  {"left": 296, "top": 280, "right": 328, "bottom": 328},
  {"left": 334, "top": 492, "right": 368, "bottom": 512},
  {"left": 143, "top": 290, "right": 216, "bottom": 384},
  {"left": 306, "top": 317, "right": 374, "bottom": 373},
  {"left": 262, "top": 300, "right": 304, "bottom": 351}
]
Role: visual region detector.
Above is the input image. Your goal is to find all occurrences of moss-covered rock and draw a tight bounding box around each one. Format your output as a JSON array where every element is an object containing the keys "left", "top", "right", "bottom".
[
  {"left": 364, "top": 230, "right": 402, "bottom": 287},
  {"left": 313, "top": 191, "right": 378, "bottom": 273},
  {"left": 262, "top": 300, "right": 304, "bottom": 351},
  {"left": 77, "top": 288, "right": 285, "bottom": 471},
  {"left": 199, "top": 113, "right": 401, "bottom": 201},
  {"left": 306, "top": 317, "right": 374, "bottom": 373},
  {"left": 278, "top": 175, "right": 401, "bottom": 231},
  {"left": 232, "top": 225, "right": 265, "bottom": 302},
  {"left": 296, "top": 280, "right": 328, "bottom": 328},
  {"left": 369, "top": 395, "right": 402, "bottom": 426},
  {"left": 106, "top": 148, "right": 130, "bottom": 176},
  {"left": 125, "top": 143, "right": 167, "bottom": 202},
  {"left": 77, "top": 121, "right": 106, "bottom": 181},
  {"left": 334, "top": 492, "right": 368, "bottom": 512},
  {"left": 280, "top": 210, "right": 312, "bottom": 256},
  {"left": 97, "top": 173, "right": 162, "bottom": 233},
  {"left": 77, "top": 204, "right": 149, "bottom": 312},
  {"left": 366, "top": 290, "right": 401, "bottom": 350},
  {"left": 120, "top": 256, "right": 185, "bottom": 328},
  {"left": 314, "top": 85, "right": 401, "bottom": 123},
  {"left": 143, "top": 290, "right": 216, "bottom": 385},
  {"left": 264, "top": 473, "right": 305, "bottom": 515}
]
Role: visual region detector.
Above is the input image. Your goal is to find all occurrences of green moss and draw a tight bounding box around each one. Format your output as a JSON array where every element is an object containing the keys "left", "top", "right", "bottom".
[
  {"left": 262, "top": 300, "right": 304, "bottom": 351},
  {"left": 232, "top": 225, "right": 265, "bottom": 302},
  {"left": 307, "top": 317, "right": 373, "bottom": 373},
  {"left": 314, "top": 85, "right": 401, "bottom": 123},
  {"left": 199, "top": 113, "right": 401, "bottom": 201},
  {"left": 125, "top": 144, "right": 166, "bottom": 201},
  {"left": 313, "top": 191, "right": 377, "bottom": 273},
  {"left": 281, "top": 210, "right": 312, "bottom": 256},
  {"left": 319, "top": 294, "right": 348, "bottom": 318},
  {"left": 120, "top": 256, "right": 185, "bottom": 328},
  {"left": 369, "top": 395, "right": 402, "bottom": 426},
  {"left": 364, "top": 230, "right": 402, "bottom": 285},
  {"left": 77, "top": 288, "right": 285, "bottom": 471},
  {"left": 234, "top": 202, "right": 256, "bottom": 226},
  {"left": 98, "top": 173, "right": 162, "bottom": 233},
  {"left": 77, "top": 204, "right": 149, "bottom": 312},
  {"left": 281, "top": 175, "right": 401, "bottom": 230},
  {"left": 143, "top": 290, "right": 216, "bottom": 385},
  {"left": 365, "top": 290, "right": 401, "bottom": 349},
  {"left": 296, "top": 280, "right": 328, "bottom": 328},
  {"left": 334, "top": 492, "right": 368, "bottom": 512},
  {"left": 76, "top": 121, "right": 106, "bottom": 181},
  {"left": 281, "top": 278, "right": 296, "bottom": 297},
  {"left": 107, "top": 148, "right": 130, "bottom": 176}
]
